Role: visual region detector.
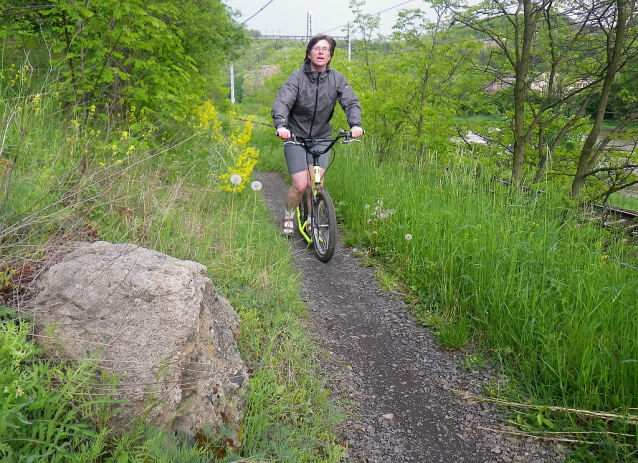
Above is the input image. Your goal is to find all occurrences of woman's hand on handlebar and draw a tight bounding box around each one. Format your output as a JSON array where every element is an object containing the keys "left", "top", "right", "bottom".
[
  {"left": 349, "top": 126, "right": 364, "bottom": 138},
  {"left": 276, "top": 127, "right": 291, "bottom": 140}
]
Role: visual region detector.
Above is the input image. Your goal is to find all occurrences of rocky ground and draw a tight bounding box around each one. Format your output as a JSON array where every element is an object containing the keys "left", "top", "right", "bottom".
[{"left": 255, "top": 171, "right": 566, "bottom": 463}]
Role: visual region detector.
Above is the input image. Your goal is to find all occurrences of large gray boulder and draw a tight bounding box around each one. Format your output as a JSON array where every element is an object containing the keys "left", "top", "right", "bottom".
[{"left": 30, "top": 241, "right": 248, "bottom": 444}]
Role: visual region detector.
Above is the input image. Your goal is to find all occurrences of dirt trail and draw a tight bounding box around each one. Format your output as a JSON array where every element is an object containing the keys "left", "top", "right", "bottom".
[{"left": 255, "top": 171, "right": 563, "bottom": 463}]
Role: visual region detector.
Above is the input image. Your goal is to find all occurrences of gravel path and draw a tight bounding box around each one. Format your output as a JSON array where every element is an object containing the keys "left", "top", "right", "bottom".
[{"left": 255, "top": 171, "right": 565, "bottom": 463}]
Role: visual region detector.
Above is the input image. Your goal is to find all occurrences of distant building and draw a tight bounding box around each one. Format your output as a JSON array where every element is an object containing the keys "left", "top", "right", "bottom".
[
  {"left": 487, "top": 76, "right": 515, "bottom": 94},
  {"left": 478, "top": 37, "right": 506, "bottom": 50}
]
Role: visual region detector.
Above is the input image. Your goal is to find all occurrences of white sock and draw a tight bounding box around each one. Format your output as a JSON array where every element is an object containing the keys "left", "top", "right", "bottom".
[{"left": 284, "top": 209, "right": 295, "bottom": 219}]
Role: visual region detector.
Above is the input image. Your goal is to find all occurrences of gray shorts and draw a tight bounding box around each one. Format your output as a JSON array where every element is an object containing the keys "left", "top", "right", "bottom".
[{"left": 284, "top": 141, "right": 331, "bottom": 175}]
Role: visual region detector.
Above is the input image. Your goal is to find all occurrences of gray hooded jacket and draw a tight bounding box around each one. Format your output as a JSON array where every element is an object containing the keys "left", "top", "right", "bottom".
[{"left": 271, "top": 62, "right": 362, "bottom": 138}]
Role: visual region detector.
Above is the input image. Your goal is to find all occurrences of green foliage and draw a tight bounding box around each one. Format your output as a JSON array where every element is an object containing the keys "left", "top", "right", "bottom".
[
  {"left": 450, "top": 0, "right": 638, "bottom": 196},
  {"left": 238, "top": 0, "right": 638, "bottom": 199},
  {"left": 437, "top": 316, "right": 470, "bottom": 350},
  {"left": 317, "top": 134, "right": 638, "bottom": 458},
  {"left": 173, "top": 0, "right": 248, "bottom": 68},
  {"left": 43, "top": 0, "right": 201, "bottom": 118},
  {"left": 4, "top": 0, "right": 638, "bottom": 459},
  {"left": 138, "top": 427, "right": 211, "bottom": 463},
  {"left": 0, "top": 321, "right": 102, "bottom": 461},
  {"left": 0, "top": 318, "right": 216, "bottom": 462},
  {"left": 166, "top": 0, "right": 248, "bottom": 105},
  {"left": 2, "top": 0, "right": 246, "bottom": 122},
  {"left": 95, "top": 120, "right": 346, "bottom": 461},
  {"left": 606, "top": 64, "right": 638, "bottom": 119},
  {"left": 232, "top": 39, "right": 301, "bottom": 120},
  {"left": 460, "top": 354, "right": 486, "bottom": 371},
  {"left": 1, "top": 43, "right": 345, "bottom": 458},
  {"left": 249, "top": 127, "right": 287, "bottom": 173}
]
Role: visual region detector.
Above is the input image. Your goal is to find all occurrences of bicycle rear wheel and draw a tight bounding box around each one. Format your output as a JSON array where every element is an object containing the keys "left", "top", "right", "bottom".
[{"left": 312, "top": 189, "right": 337, "bottom": 262}]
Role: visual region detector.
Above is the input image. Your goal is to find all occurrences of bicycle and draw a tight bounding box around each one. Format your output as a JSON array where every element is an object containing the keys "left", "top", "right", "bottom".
[{"left": 283, "top": 130, "right": 361, "bottom": 262}]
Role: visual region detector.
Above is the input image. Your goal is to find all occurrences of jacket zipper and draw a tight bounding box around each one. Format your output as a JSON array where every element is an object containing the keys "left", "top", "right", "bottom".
[{"left": 307, "top": 72, "right": 320, "bottom": 138}]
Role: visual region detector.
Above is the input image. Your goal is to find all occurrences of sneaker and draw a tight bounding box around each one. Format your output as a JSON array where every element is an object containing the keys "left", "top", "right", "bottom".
[
  {"left": 305, "top": 219, "right": 312, "bottom": 235},
  {"left": 282, "top": 217, "right": 294, "bottom": 235}
]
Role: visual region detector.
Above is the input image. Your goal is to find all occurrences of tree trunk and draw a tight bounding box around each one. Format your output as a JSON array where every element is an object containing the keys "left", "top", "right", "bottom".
[
  {"left": 533, "top": 126, "right": 548, "bottom": 183},
  {"left": 570, "top": 0, "right": 629, "bottom": 199},
  {"left": 511, "top": 0, "right": 537, "bottom": 189}
]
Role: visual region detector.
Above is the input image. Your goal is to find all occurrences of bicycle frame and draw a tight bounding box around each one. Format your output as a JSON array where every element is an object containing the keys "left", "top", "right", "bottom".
[
  {"left": 284, "top": 130, "right": 358, "bottom": 243},
  {"left": 297, "top": 150, "right": 327, "bottom": 243},
  {"left": 279, "top": 129, "right": 362, "bottom": 262}
]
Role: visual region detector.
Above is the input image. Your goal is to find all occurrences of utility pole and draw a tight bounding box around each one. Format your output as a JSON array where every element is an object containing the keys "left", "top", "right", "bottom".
[
  {"left": 307, "top": 11, "right": 312, "bottom": 41},
  {"left": 347, "top": 22, "right": 351, "bottom": 61}
]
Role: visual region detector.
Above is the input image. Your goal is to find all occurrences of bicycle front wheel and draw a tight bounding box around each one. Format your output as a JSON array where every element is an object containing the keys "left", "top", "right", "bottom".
[{"left": 312, "top": 189, "right": 337, "bottom": 262}]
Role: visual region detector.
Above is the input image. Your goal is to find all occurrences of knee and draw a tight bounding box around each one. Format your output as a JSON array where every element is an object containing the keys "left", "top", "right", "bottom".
[
  {"left": 290, "top": 178, "right": 309, "bottom": 194},
  {"left": 293, "top": 184, "right": 307, "bottom": 195}
]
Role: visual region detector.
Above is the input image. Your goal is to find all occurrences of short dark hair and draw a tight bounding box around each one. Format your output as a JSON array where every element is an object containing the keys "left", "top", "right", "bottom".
[{"left": 305, "top": 35, "right": 337, "bottom": 65}]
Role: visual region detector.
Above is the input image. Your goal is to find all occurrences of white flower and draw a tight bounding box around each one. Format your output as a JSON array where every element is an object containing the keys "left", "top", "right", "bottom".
[
  {"left": 230, "top": 174, "right": 242, "bottom": 185},
  {"left": 405, "top": 234, "right": 412, "bottom": 241},
  {"left": 251, "top": 181, "right": 262, "bottom": 191}
]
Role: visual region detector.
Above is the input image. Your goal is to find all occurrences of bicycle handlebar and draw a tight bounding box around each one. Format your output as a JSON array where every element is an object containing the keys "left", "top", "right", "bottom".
[{"left": 279, "top": 129, "right": 362, "bottom": 155}]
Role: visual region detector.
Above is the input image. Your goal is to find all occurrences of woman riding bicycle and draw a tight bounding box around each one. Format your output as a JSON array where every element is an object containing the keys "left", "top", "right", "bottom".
[{"left": 272, "top": 34, "right": 364, "bottom": 235}]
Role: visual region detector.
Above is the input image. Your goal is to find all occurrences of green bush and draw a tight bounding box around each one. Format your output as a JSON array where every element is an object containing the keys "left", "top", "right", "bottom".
[{"left": 0, "top": 317, "right": 105, "bottom": 461}]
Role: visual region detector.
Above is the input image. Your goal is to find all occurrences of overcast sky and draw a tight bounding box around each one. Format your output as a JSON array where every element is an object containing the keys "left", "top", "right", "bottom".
[{"left": 223, "top": 0, "right": 428, "bottom": 37}]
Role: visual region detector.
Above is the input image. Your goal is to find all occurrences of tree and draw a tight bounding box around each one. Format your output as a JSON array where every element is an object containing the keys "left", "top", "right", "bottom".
[
  {"left": 454, "top": 0, "right": 559, "bottom": 188},
  {"left": 388, "top": 7, "right": 481, "bottom": 162},
  {"left": 348, "top": 0, "right": 381, "bottom": 91},
  {"left": 343, "top": 1, "right": 482, "bottom": 162},
  {"left": 452, "top": 0, "right": 638, "bottom": 199},
  {"left": 170, "top": 0, "right": 247, "bottom": 91},
  {"left": 3, "top": 0, "right": 246, "bottom": 120},
  {"left": 570, "top": 0, "right": 638, "bottom": 198}
]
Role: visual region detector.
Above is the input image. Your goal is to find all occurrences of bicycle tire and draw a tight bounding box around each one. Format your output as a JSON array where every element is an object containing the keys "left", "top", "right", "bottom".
[{"left": 312, "top": 189, "right": 337, "bottom": 262}]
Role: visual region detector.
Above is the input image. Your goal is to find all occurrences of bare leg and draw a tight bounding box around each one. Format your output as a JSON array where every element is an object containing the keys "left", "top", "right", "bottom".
[{"left": 285, "top": 169, "right": 312, "bottom": 213}]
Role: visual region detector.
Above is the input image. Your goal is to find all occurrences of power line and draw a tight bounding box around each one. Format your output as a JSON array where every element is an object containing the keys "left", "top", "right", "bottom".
[
  {"left": 374, "top": 0, "right": 416, "bottom": 16},
  {"left": 320, "top": 0, "right": 416, "bottom": 35},
  {"left": 242, "top": 0, "right": 276, "bottom": 24}
]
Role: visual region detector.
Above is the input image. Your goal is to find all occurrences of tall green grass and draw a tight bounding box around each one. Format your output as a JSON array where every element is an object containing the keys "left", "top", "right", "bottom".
[
  {"left": 1, "top": 68, "right": 345, "bottom": 461},
  {"left": 4, "top": 59, "right": 637, "bottom": 458},
  {"left": 257, "top": 130, "right": 637, "bottom": 459},
  {"left": 96, "top": 146, "right": 346, "bottom": 462}
]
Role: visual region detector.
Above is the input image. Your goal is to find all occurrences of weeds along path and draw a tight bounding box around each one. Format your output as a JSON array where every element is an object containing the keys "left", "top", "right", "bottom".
[{"left": 255, "top": 171, "right": 563, "bottom": 463}]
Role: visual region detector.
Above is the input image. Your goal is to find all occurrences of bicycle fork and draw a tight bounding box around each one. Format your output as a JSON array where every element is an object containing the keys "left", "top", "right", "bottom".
[{"left": 297, "top": 204, "right": 312, "bottom": 242}]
